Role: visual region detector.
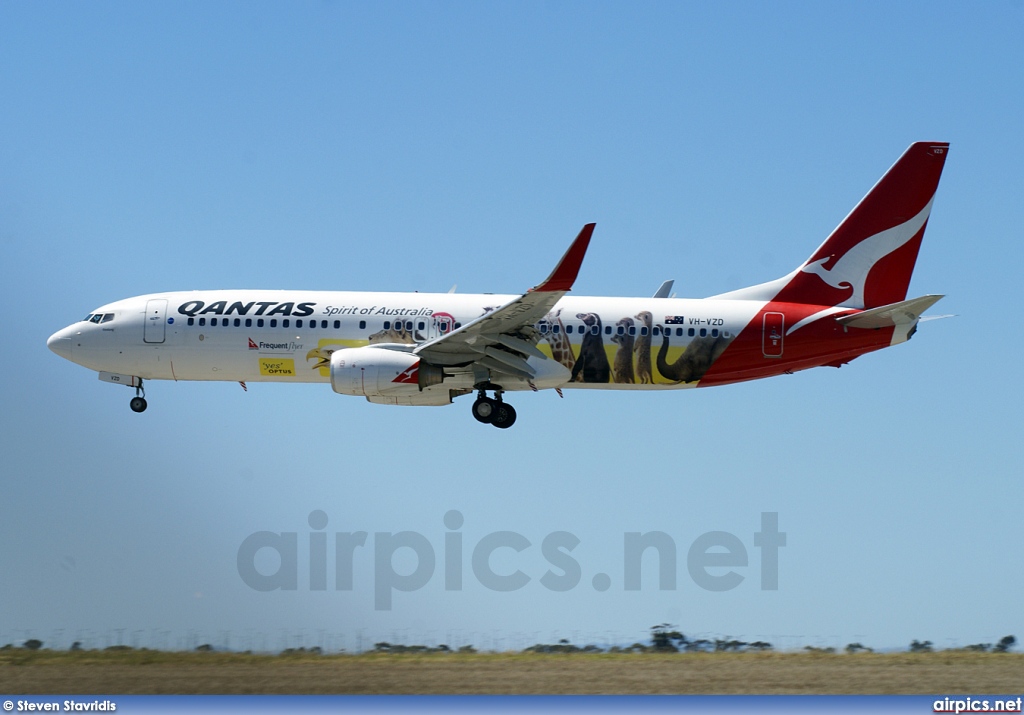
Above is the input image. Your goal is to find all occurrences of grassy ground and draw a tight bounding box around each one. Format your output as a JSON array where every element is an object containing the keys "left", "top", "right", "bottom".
[{"left": 2, "top": 650, "right": 1023, "bottom": 694}]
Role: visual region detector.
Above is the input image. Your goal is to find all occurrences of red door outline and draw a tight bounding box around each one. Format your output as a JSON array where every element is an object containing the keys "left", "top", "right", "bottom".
[{"left": 762, "top": 312, "right": 784, "bottom": 357}]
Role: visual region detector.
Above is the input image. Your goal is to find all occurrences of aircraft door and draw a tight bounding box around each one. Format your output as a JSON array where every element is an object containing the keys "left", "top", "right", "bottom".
[
  {"left": 762, "top": 312, "right": 784, "bottom": 357},
  {"left": 427, "top": 312, "right": 456, "bottom": 340},
  {"left": 144, "top": 299, "right": 168, "bottom": 344}
]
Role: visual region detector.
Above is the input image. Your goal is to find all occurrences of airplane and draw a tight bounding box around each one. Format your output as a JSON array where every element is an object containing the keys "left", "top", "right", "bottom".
[{"left": 47, "top": 142, "right": 949, "bottom": 428}]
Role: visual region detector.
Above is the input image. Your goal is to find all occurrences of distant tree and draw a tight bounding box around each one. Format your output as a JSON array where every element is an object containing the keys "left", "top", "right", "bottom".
[
  {"left": 650, "top": 624, "right": 687, "bottom": 653},
  {"left": 195, "top": 644, "right": 214, "bottom": 652},
  {"left": 804, "top": 646, "right": 836, "bottom": 654},
  {"left": 524, "top": 639, "right": 584, "bottom": 654},
  {"left": 909, "top": 640, "right": 933, "bottom": 653},
  {"left": 748, "top": 641, "right": 774, "bottom": 652},
  {"left": 994, "top": 636, "right": 1016, "bottom": 653},
  {"left": 70, "top": 641, "right": 82, "bottom": 651},
  {"left": 457, "top": 645, "right": 476, "bottom": 653},
  {"left": 845, "top": 643, "right": 872, "bottom": 654},
  {"left": 963, "top": 643, "right": 991, "bottom": 652},
  {"left": 23, "top": 639, "right": 43, "bottom": 650}
]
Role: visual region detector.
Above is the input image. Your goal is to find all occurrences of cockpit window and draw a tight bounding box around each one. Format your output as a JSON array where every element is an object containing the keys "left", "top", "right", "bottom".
[{"left": 82, "top": 312, "right": 114, "bottom": 324}]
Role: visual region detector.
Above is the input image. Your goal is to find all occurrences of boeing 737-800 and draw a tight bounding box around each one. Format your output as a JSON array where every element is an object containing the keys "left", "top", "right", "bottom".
[{"left": 48, "top": 142, "right": 949, "bottom": 428}]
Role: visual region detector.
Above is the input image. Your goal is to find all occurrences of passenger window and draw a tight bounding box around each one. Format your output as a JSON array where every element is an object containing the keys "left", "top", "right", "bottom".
[
  {"left": 640, "top": 326, "right": 648, "bottom": 336},
  {"left": 676, "top": 328, "right": 683, "bottom": 337},
  {"left": 418, "top": 321, "right": 425, "bottom": 331},
  {"left": 723, "top": 331, "right": 731, "bottom": 338},
  {"left": 454, "top": 322, "right": 462, "bottom": 329},
  {"left": 617, "top": 325, "right": 624, "bottom": 335},
  {"left": 333, "top": 320, "right": 340, "bottom": 329},
  {"left": 234, "top": 318, "right": 241, "bottom": 327},
  {"left": 688, "top": 328, "right": 695, "bottom": 337},
  {"left": 591, "top": 325, "right": 599, "bottom": 335},
  {"left": 245, "top": 318, "right": 252, "bottom": 327},
  {"left": 384, "top": 321, "right": 391, "bottom": 330},
  {"left": 199, "top": 318, "right": 206, "bottom": 326},
  {"left": 628, "top": 326, "right": 636, "bottom": 336},
  {"left": 257, "top": 319, "right": 264, "bottom": 328},
  {"left": 711, "top": 329, "right": 719, "bottom": 337},
  {"left": 321, "top": 320, "right": 327, "bottom": 329},
  {"left": 539, "top": 324, "right": 548, "bottom": 334},
  {"left": 604, "top": 325, "right": 612, "bottom": 335},
  {"left": 653, "top": 327, "right": 660, "bottom": 336},
  {"left": 187, "top": 317, "right": 195, "bottom": 326},
  {"left": 359, "top": 320, "right": 366, "bottom": 329},
  {"left": 270, "top": 319, "right": 277, "bottom": 328},
  {"left": 406, "top": 321, "right": 414, "bottom": 331},
  {"left": 700, "top": 328, "right": 707, "bottom": 337},
  {"left": 552, "top": 325, "right": 560, "bottom": 334},
  {"left": 211, "top": 318, "right": 218, "bottom": 326},
  {"left": 283, "top": 319, "right": 290, "bottom": 328},
  {"left": 296, "top": 319, "right": 303, "bottom": 328}
]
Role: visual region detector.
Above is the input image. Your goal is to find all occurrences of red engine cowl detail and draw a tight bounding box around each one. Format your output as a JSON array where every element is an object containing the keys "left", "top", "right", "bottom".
[{"left": 330, "top": 347, "right": 426, "bottom": 397}]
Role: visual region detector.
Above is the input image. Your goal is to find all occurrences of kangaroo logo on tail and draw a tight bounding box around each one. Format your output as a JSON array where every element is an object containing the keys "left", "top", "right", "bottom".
[
  {"left": 799, "top": 196, "right": 935, "bottom": 309},
  {"left": 710, "top": 143, "right": 948, "bottom": 312}
]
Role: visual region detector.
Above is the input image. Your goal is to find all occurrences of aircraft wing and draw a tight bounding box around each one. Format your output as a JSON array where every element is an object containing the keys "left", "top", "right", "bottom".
[{"left": 412, "top": 224, "right": 595, "bottom": 376}]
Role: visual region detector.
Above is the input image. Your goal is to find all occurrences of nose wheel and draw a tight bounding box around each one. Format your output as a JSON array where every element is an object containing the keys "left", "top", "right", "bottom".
[
  {"left": 129, "top": 380, "right": 147, "bottom": 413},
  {"left": 471, "top": 386, "right": 516, "bottom": 429}
]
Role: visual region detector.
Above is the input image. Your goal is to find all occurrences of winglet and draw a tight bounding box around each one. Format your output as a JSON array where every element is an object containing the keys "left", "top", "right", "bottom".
[
  {"left": 529, "top": 223, "right": 595, "bottom": 293},
  {"left": 653, "top": 279, "right": 675, "bottom": 299}
]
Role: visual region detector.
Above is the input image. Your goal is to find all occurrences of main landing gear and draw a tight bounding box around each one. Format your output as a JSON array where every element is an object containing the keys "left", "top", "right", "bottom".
[
  {"left": 471, "top": 384, "right": 516, "bottom": 429},
  {"left": 129, "top": 379, "right": 147, "bottom": 413}
]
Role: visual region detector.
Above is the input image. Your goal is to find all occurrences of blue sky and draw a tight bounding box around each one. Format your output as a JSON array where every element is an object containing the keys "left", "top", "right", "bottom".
[{"left": 2, "top": 1, "right": 1022, "bottom": 653}]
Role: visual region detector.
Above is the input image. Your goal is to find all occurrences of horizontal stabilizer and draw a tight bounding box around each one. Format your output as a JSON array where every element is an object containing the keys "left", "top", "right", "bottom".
[{"left": 836, "top": 294, "right": 944, "bottom": 329}]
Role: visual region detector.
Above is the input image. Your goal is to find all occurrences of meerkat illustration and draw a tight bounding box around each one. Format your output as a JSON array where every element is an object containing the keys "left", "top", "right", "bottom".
[
  {"left": 634, "top": 311, "right": 654, "bottom": 384},
  {"left": 570, "top": 312, "right": 611, "bottom": 383},
  {"left": 610, "top": 316, "right": 635, "bottom": 384}
]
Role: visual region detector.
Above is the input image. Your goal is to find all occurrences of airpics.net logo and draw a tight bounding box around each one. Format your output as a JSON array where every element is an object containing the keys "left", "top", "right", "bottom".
[{"left": 236, "top": 511, "right": 786, "bottom": 611}]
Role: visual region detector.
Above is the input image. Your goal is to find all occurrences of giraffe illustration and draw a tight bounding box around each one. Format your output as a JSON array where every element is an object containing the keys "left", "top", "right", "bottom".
[{"left": 537, "top": 310, "right": 579, "bottom": 380}]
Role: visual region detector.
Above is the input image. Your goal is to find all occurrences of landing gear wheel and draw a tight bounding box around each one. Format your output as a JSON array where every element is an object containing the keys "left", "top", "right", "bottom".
[
  {"left": 491, "top": 402, "right": 517, "bottom": 429},
  {"left": 129, "top": 396, "right": 148, "bottom": 413},
  {"left": 472, "top": 397, "right": 496, "bottom": 424}
]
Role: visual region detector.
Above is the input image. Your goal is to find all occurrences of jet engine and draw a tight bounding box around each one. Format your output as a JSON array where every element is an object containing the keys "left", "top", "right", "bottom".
[{"left": 330, "top": 347, "right": 444, "bottom": 397}]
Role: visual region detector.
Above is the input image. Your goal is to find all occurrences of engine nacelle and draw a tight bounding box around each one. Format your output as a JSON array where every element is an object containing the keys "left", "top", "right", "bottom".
[{"left": 329, "top": 347, "right": 444, "bottom": 397}]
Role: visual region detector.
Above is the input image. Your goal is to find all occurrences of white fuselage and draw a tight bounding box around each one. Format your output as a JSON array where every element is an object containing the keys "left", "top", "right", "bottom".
[{"left": 48, "top": 290, "right": 764, "bottom": 391}]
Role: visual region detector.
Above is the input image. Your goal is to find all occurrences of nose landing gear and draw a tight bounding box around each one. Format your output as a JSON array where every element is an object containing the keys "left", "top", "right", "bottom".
[
  {"left": 129, "top": 380, "right": 147, "bottom": 413},
  {"left": 471, "top": 384, "right": 517, "bottom": 429}
]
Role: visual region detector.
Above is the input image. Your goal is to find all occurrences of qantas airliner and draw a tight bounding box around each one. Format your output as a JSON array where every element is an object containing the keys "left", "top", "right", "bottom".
[{"left": 48, "top": 142, "right": 949, "bottom": 428}]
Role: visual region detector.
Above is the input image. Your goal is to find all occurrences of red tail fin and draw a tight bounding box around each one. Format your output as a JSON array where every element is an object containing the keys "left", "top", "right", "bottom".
[{"left": 716, "top": 143, "right": 949, "bottom": 309}]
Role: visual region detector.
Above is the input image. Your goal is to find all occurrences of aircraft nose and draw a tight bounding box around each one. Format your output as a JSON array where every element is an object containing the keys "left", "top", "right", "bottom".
[{"left": 47, "top": 330, "right": 73, "bottom": 360}]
